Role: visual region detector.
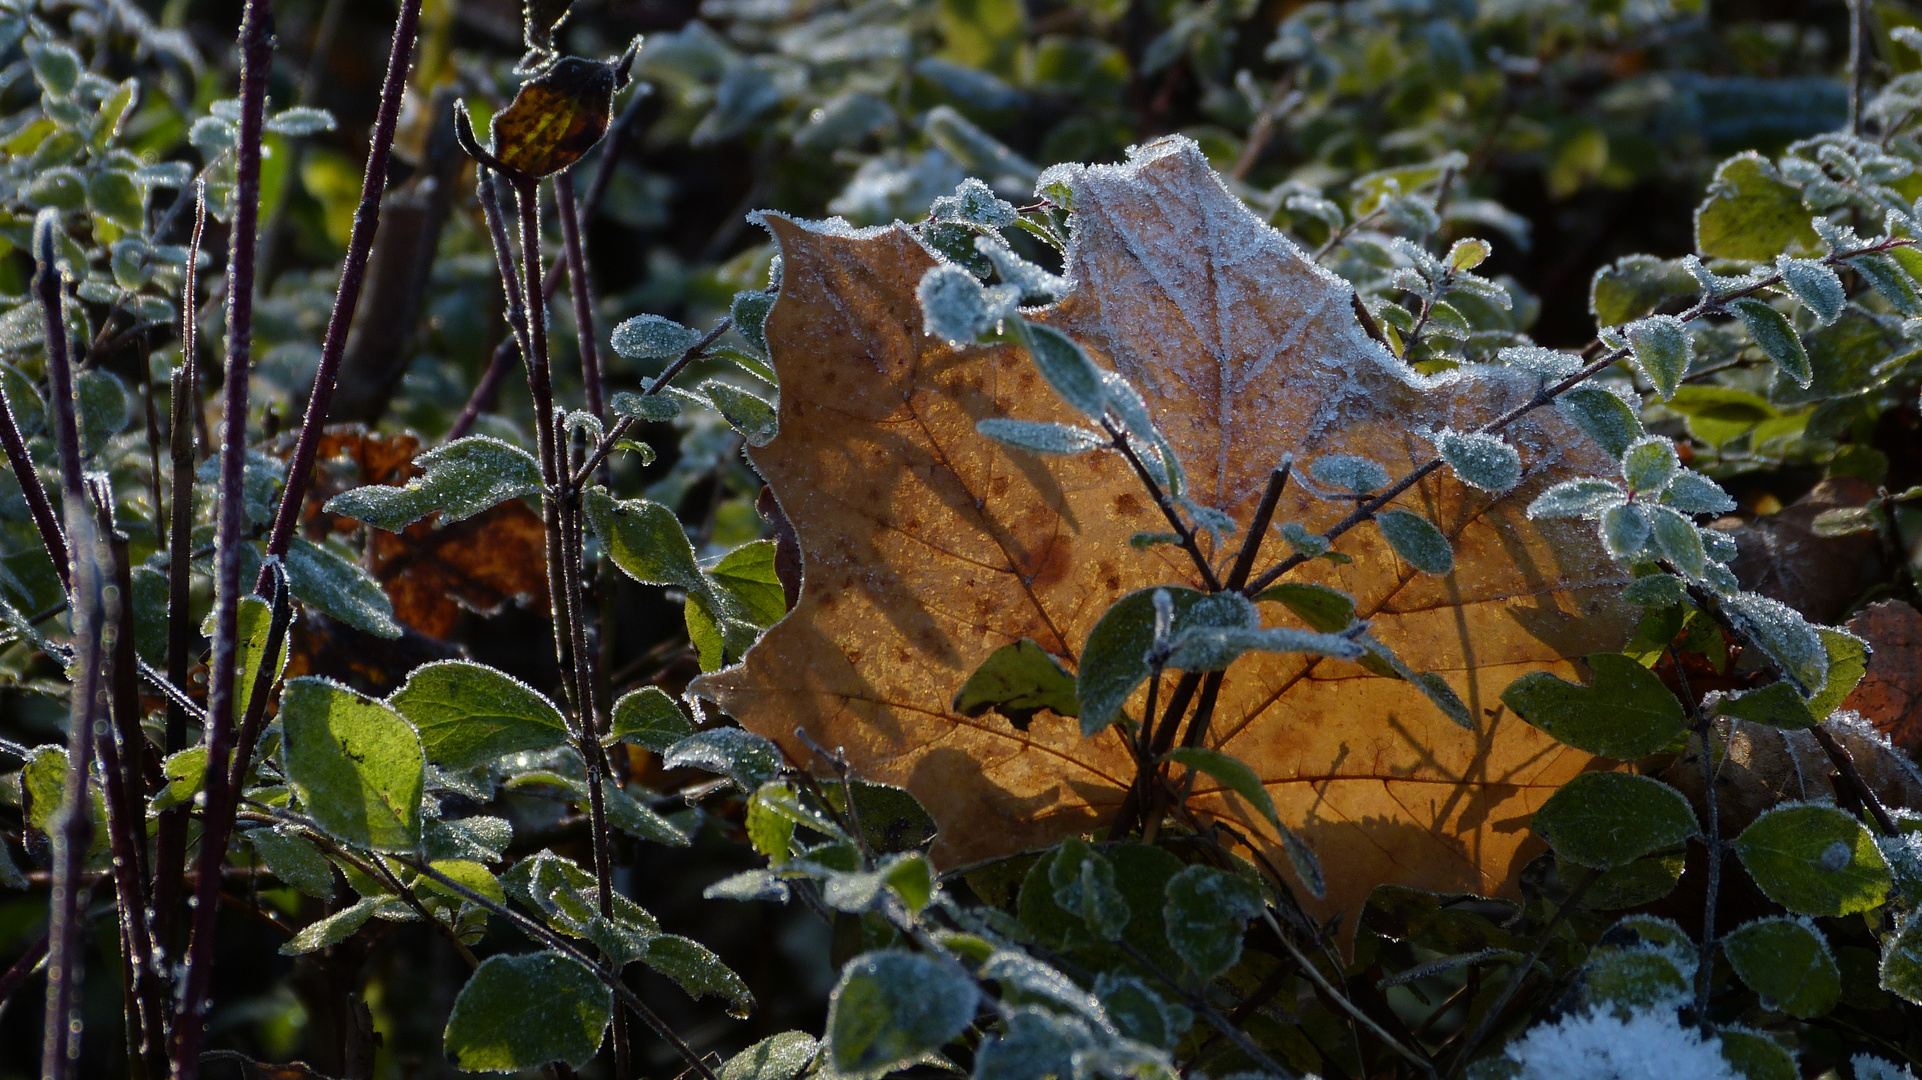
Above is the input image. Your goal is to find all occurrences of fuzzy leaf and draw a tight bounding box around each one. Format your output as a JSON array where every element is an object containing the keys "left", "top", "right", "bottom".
[
  {"left": 826, "top": 950, "right": 978, "bottom": 1078},
  {"left": 443, "top": 952, "right": 612, "bottom": 1072},
  {"left": 1624, "top": 315, "right": 1691, "bottom": 400},
  {"left": 608, "top": 687, "right": 696, "bottom": 753},
  {"left": 279, "top": 677, "right": 425, "bottom": 852},
  {"left": 1501, "top": 653, "right": 1686, "bottom": 758},
  {"left": 1722, "top": 916, "right": 1840, "bottom": 1018},
  {"left": 1531, "top": 772, "right": 1696, "bottom": 870},
  {"left": 325, "top": 436, "right": 540, "bottom": 532},
  {"left": 1734, "top": 804, "right": 1891, "bottom": 917},
  {"left": 390, "top": 660, "right": 571, "bottom": 769},
  {"left": 1730, "top": 297, "right": 1812, "bottom": 388}
]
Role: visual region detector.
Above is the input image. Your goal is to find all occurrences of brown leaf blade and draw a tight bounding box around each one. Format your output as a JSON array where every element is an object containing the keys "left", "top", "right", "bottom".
[
  {"left": 489, "top": 56, "right": 619, "bottom": 179},
  {"left": 693, "top": 139, "right": 1635, "bottom": 921}
]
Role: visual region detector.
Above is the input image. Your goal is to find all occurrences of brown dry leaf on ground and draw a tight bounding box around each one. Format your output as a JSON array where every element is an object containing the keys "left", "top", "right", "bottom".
[
  {"left": 1843, "top": 599, "right": 1922, "bottom": 754},
  {"left": 290, "top": 427, "right": 549, "bottom": 641},
  {"left": 692, "top": 138, "right": 1633, "bottom": 920}
]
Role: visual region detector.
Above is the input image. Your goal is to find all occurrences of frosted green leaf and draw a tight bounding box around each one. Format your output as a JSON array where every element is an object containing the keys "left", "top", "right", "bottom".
[
  {"left": 1448, "top": 237, "right": 1490, "bottom": 270},
  {"left": 27, "top": 39, "right": 80, "bottom": 96},
  {"left": 1663, "top": 471, "right": 1737, "bottom": 515},
  {"left": 1077, "top": 588, "right": 1198, "bottom": 734},
  {"left": 1851, "top": 252, "right": 1922, "bottom": 316},
  {"left": 978, "top": 236, "right": 1065, "bottom": 302},
  {"left": 1624, "top": 314, "right": 1690, "bottom": 399},
  {"left": 976, "top": 417, "right": 1104, "bottom": 455},
  {"left": 1713, "top": 681, "right": 1817, "bottom": 730},
  {"left": 1011, "top": 318, "right": 1107, "bottom": 418},
  {"left": 608, "top": 687, "right": 695, "bottom": 752},
  {"left": 702, "top": 380, "right": 778, "bottom": 445},
  {"left": 1777, "top": 257, "right": 1845, "bottom": 323},
  {"left": 585, "top": 490, "right": 706, "bottom": 595},
  {"left": 0, "top": 362, "right": 44, "bottom": 437},
  {"left": 87, "top": 170, "right": 143, "bottom": 231},
  {"left": 612, "top": 313, "right": 702, "bottom": 361},
  {"left": 1048, "top": 840, "right": 1130, "bottom": 940},
  {"left": 1695, "top": 152, "right": 1819, "bottom": 261},
  {"left": 246, "top": 826, "right": 336, "bottom": 900},
  {"left": 1716, "top": 1027, "right": 1798, "bottom": 1080},
  {"left": 610, "top": 391, "right": 681, "bottom": 421},
  {"left": 1095, "top": 973, "right": 1191, "bottom": 1049},
  {"left": 279, "top": 677, "right": 424, "bottom": 852},
  {"left": 979, "top": 951, "right": 1101, "bottom": 1018},
  {"left": 730, "top": 290, "right": 776, "bottom": 355},
  {"left": 1601, "top": 503, "right": 1651, "bottom": 560},
  {"left": 265, "top": 106, "right": 336, "bottom": 136},
  {"left": 149, "top": 746, "right": 208, "bottom": 812},
  {"left": 1435, "top": 429, "right": 1521, "bottom": 493},
  {"left": 76, "top": 367, "right": 128, "bottom": 458},
  {"left": 26, "top": 167, "right": 85, "bottom": 210},
  {"left": 826, "top": 950, "right": 978, "bottom": 1079},
  {"left": 721, "top": 1032, "right": 819, "bottom": 1080},
  {"left": 1622, "top": 573, "right": 1687, "bottom": 609},
  {"left": 918, "top": 264, "right": 1015, "bottom": 344},
  {"left": 952, "top": 639, "right": 1080, "bottom": 729},
  {"left": 1376, "top": 509, "right": 1454, "bottom": 575},
  {"left": 286, "top": 536, "right": 401, "bottom": 639},
  {"left": 1531, "top": 772, "right": 1696, "bottom": 870},
  {"left": 663, "top": 727, "right": 782, "bottom": 789},
  {"left": 1590, "top": 254, "right": 1700, "bottom": 327},
  {"left": 1580, "top": 945, "right": 1690, "bottom": 1012},
  {"left": 1729, "top": 297, "right": 1811, "bottom": 388},
  {"left": 1528, "top": 476, "right": 1628, "bottom": 519},
  {"left": 1310, "top": 453, "right": 1389, "bottom": 493},
  {"left": 603, "top": 781, "right": 691, "bottom": 847},
  {"left": 1621, "top": 436, "right": 1679, "bottom": 494},
  {"left": 198, "top": 596, "right": 291, "bottom": 724},
  {"left": 324, "top": 435, "right": 540, "bottom": 531},
  {"left": 1556, "top": 383, "right": 1645, "bottom": 458},
  {"left": 279, "top": 894, "right": 387, "bottom": 956},
  {"left": 1501, "top": 653, "right": 1685, "bottom": 758},
  {"left": 1882, "top": 918, "right": 1922, "bottom": 1005},
  {"left": 643, "top": 934, "right": 754, "bottom": 1017},
  {"left": 1734, "top": 803, "right": 1890, "bottom": 917},
  {"left": 930, "top": 177, "right": 1017, "bottom": 227},
  {"left": 389, "top": 660, "right": 570, "bottom": 769},
  {"left": 972, "top": 1007, "right": 1092, "bottom": 1080},
  {"left": 1648, "top": 505, "right": 1706, "bottom": 578},
  {"left": 415, "top": 858, "right": 506, "bottom": 907},
  {"left": 1724, "top": 591, "right": 1828, "bottom": 693},
  {"left": 1722, "top": 915, "right": 1840, "bottom": 1018},
  {"left": 1166, "top": 746, "right": 1322, "bottom": 897},
  {"left": 1162, "top": 865, "right": 1262, "bottom": 979},
  {"left": 443, "top": 952, "right": 612, "bottom": 1073}
]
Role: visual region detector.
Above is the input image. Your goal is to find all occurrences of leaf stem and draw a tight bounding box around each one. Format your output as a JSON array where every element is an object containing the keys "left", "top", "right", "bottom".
[
  {"left": 1667, "top": 652, "right": 1723, "bottom": 1029},
  {"left": 1100, "top": 416, "right": 1221, "bottom": 590},
  {"left": 258, "top": 0, "right": 423, "bottom": 587}
]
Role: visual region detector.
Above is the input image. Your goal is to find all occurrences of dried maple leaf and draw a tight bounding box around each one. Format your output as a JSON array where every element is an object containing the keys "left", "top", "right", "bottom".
[{"left": 692, "top": 139, "right": 1634, "bottom": 920}]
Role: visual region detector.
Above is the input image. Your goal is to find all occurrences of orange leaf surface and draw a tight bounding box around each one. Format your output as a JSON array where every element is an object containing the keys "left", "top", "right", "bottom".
[{"left": 691, "top": 138, "right": 1635, "bottom": 921}]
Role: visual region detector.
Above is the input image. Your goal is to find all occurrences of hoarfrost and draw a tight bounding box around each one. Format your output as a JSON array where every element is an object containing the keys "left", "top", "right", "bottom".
[{"left": 1503, "top": 1005, "right": 1739, "bottom": 1080}]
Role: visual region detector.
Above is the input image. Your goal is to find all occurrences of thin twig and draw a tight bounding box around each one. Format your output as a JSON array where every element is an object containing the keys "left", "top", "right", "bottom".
[
  {"left": 1669, "top": 654, "right": 1723, "bottom": 1029},
  {"left": 1100, "top": 417, "right": 1221, "bottom": 590},
  {"left": 172, "top": 5, "right": 272, "bottom": 1074},
  {"left": 258, "top": 0, "right": 424, "bottom": 588},
  {"left": 1448, "top": 868, "right": 1601, "bottom": 1076}
]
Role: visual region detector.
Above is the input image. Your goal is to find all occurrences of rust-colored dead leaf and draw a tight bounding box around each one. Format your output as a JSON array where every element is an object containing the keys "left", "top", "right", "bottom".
[
  {"left": 286, "top": 427, "right": 549, "bottom": 642},
  {"left": 1662, "top": 714, "right": 1922, "bottom": 838},
  {"left": 1843, "top": 599, "right": 1922, "bottom": 754},
  {"left": 489, "top": 55, "right": 621, "bottom": 179},
  {"left": 1712, "top": 476, "right": 1886, "bottom": 624},
  {"left": 691, "top": 138, "right": 1633, "bottom": 921}
]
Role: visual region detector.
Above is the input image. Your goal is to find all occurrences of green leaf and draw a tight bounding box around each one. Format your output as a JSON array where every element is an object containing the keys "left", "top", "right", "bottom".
[
  {"left": 87, "top": 169, "right": 143, "bottom": 231},
  {"left": 1076, "top": 586, "right": 1204, "bottom": 736},
  {"left": 1012, "top": 317, "right": 1107, "bottom": 419},
  {"left": 1808, "top": 629, "right": 1869, "bottom": 720},
  {"left": 1880, "top": 916, "right": 1922, "bottom": 1004},
  {"left": 729, "top": 291, "right": 776, "bottom": 356},
  {"left": 149, "top": 745, "right": 209, "bottom": 812},
  {"left": 1530, "top": 772, "right": 1696, "bottom": 870},
  {"left": 201, "top": 596, "right": 291, "bottom": 725},
  {"left": 702, "top": 380, "right": 779, "bottom": 446},
  {"left": 278, "top": 894, "right": 389, "bottom": 956},
  {"left": 608, "top": 687, "right": 695, "bottom": 753},
  {"left": 612, "top": 313, "right": 701, "bottom": 362},
  {"left": 663, "top": 728, "right": 783, "bottom": 789},
  {"left": 1777, "top": 257, "right": 1845, "bottom": 323},
  {"left": 707, "top": 539, "right": 787, "bottom": 627},
  {"left": 1734, "top": 803, "right": 1891, "bottom": 917},
  {"left": 1435, "top": 429, "right": 1521, "bottom": 494},
  {"left": 76, "top": 367, "right": 128, "bottom": 458},
  {"left": 721, "top": 1032, "right": 818, "bottom": 1080},
  {"left": 952, "top": 639, "right": 1081, "bottom": 729},
  {"left": 1376, "top": 509, "right": 1454, "bottom": 575},
  {"left": 1721, "top": 916, "right": 1840, "bottom": 1018},
  {"left": 826, "top": 950, "right": 978, "bottom": 1079},
  {"left": 610, "top": 391, "right": 681, "bottom": 421},
  {"left": 1046, "top": 839, "right": 1131, "bottom": 941},
  {"left": 1624, "top": 315, "right": 1691, "bottom": 400},
  {"left": 1772, "top": 305, "right": 1919, "bottom": 406},
  {"left": 23, "top": 743, "right": 67, "bottom": 832},
  {"left": 1666, "top": 386, "right": 1776, "bottom": 448},
  {"left": 1556, "top": 384, "right": 1646, "bottom": 458},
  {"left": 1256, "top": 581, "right": 1356, "bottom": 633},
  {"left": 601, "top": 782, "right": 691, "bottom": 847},
  {"left": 976, "top": 417, "right": 1106, "bottom": 455},
  {"left": 1715, "top": 1027, "right": 1798, "bottom": 1080},
  {"left": 415, "top": 858, "right": 506, "bottom": 907},
  {"left": 1852, "top": 252, "right": 1922, "bottom": 316},
  {"left": 389, "top": 660, "right": 570, "bottom": 770},
  {"left": 0, "top": 361, "right": 44, "bottom": 438},
  {"left": 821, "top": 780, "right": 940, "bottom": 854},
  {"left": 642, "top": 934, "right": 755, "bottom": 1017},
  {"left": 443, "top": 952, "right": 612, "bottom": 1073},
  {"left": 1581, "top": 945, "right": 1690, "bottom": 1011},
  {"left": 585, "top": 491, "right": 706, "bottom": 594},
  {"left": 1162, "top": 865, "right": 1263, "bottom": 980},
  {"left": 279, "top": 677, "right": 425, "bottom": 852},
  {"left": 1695, "top": 152, "right": 1819, "bottom": 262},
  {"left": 1500, "top": 653, "right": 1686, "bottom": 758},
  {"left": 1165, "top": 746, "right": 1324, "bottom": 898},
  {"left": 1729, "top": 297, "right": 1811, "bottom": 388},
  {"left": 324, "top": 435, "right": 540, "bottom": 532},
  {"left": 1590, "top": 255, "right": 1700, "bottom": 327},
  {"left": 285, "top": 536, "right": 400, "bottom": 639},
  {"left": 245, "top": 825, "right": 336, "bottom": 899},
  {"left": 1713, "top": 681, "right": 1817, "bottom": 730}
]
